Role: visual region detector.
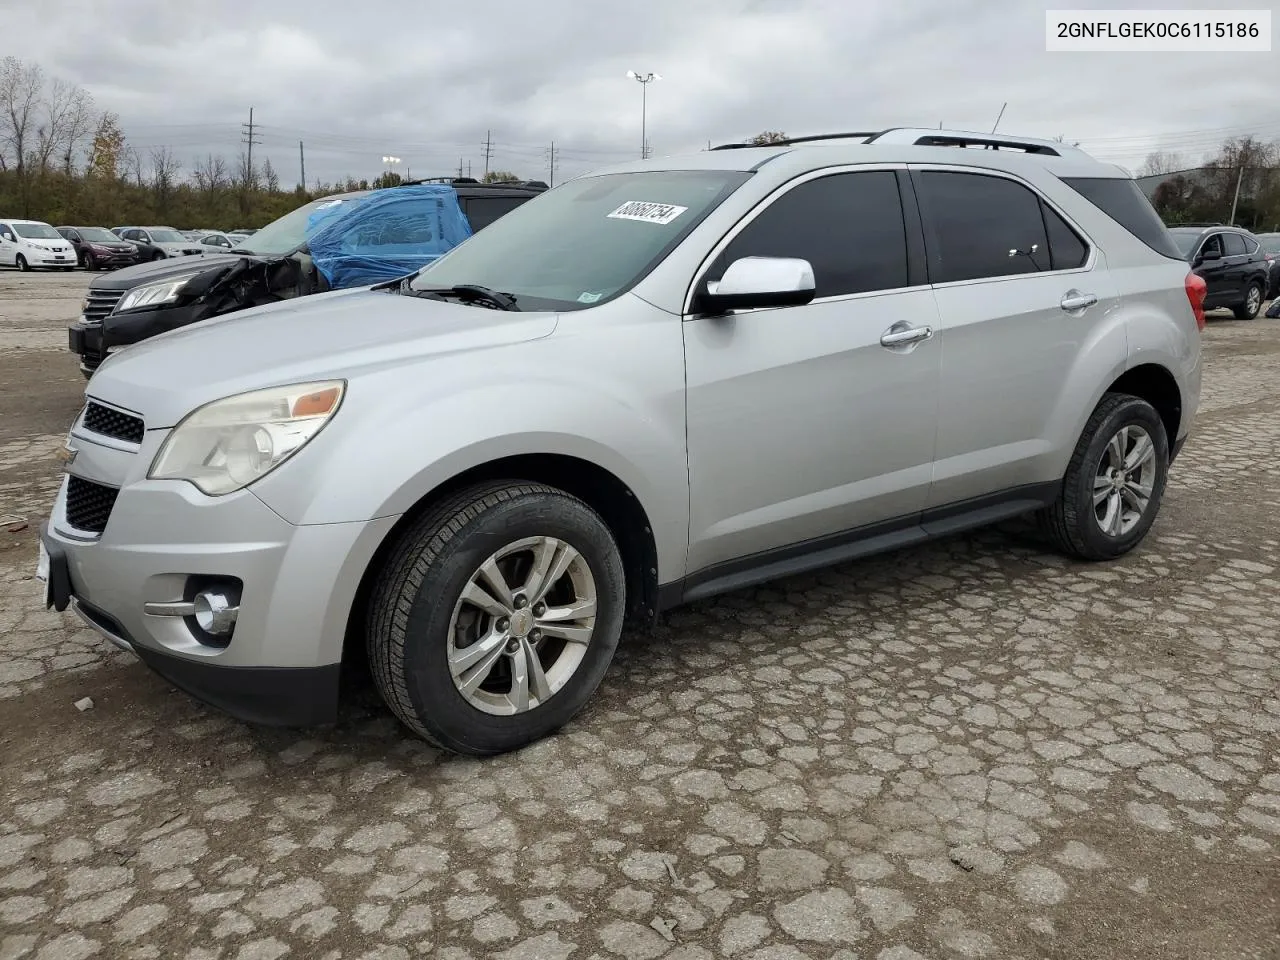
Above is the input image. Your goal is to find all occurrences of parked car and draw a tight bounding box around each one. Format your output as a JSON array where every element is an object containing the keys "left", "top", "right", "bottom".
[
  {"left": 1167, "top": 224, "right": 1269, "bottom": 319},
  {"left": 0, "top": 218, "right": 77, "bottom": 270},
  {"left": 56, "top": 226, "right": 141, "bottom": 270},
  {"left": 68, "top": 179, "right": 547, "bottom": 376},
  {"left": 40, "top": 129, "right": 1203, "bottom": 756},
  {"left": 1254, "top": 232, "right": 1280, "bottom": 299},
  {"left": 196, "top": 231, "right": 240, "bottom": 252},
  {"left": 111, "top": 226, "right": 205, "bottom": 261}
]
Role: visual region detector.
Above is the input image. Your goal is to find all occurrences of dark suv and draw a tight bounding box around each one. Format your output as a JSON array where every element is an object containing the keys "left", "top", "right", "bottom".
[
  {"left": 69, "top": 178, "right": 547, "bottom": 376},
  {"left": 1167, "top": 224, "right": 1269, "bottom": 320},
  {"left": 56, "top": 227, "right": 141, "bottom": 270}
]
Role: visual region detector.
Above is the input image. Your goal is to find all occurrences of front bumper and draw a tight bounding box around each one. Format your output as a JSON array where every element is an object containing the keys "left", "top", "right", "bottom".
[
  {"left": 42, "top": 430, "right": 399, "bottom": 725},
  {"left": 30, "top": 254, "right": 74, "bottom": 267}
]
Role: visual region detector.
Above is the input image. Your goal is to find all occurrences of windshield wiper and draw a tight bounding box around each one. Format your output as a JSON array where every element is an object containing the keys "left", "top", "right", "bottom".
[{"left": 401, "top": 280, "right": 520, "bottom": 311}]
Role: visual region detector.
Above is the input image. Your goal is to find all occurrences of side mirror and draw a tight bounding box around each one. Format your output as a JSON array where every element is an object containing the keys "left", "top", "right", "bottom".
[
  {"left": 1198, "top": 247, "right": 1221, "bottom": 262},
  {"left": 699, "top": 256, "right": 816, "bottom": 314}
]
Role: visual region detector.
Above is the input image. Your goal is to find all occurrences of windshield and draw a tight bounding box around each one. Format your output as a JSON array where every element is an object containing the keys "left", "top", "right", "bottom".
[
  {"left": 14, "top": 223, "right": 60, "bottom": 240},
  {"left": 1168, "top": 231, "right": 1200, "bottom": 258},
  {"left": 238, "top": 194, "right": 365, "bottom": 256},
  {"left": 78, "top": 228, "right": 119, "bottom": 243},
  {"left": 409, "top": 170, "right": 751, "bottom": 310},
  {"left": 149, "top": 229, "right": 186, "bottom": 243},
  {"left": 1258, "top": 235, "right": 1280, "bottom": 254}
]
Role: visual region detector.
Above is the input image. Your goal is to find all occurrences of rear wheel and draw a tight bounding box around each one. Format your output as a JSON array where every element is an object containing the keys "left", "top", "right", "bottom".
[
  {"left": 1235, "top": 282, "right": 1263, "bottom": 320},
  {"left": 1038, "top": 393, "right": 1169, "bottom": 561},
  {"left": 366, "top": 481, "right": 626, "bottom": 756},
  {"left": 15, "top": 254, "right": 29, "bottom": 272}
]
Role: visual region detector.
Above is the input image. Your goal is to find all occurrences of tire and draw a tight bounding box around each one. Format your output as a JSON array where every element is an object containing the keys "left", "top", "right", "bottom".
[
  {"left": 1037, "top": 393, "right": 1169, "bottom": 562},
  {"left": 151, "top": 250, "right": 164, "bottom": 261},
  {"left": 84, "top": 253, "right": 96, "bottom": 271},
  {"left": 1234, "top": 282, "right": 1263, "bottom": 320},
  {"left": 15, "top": 254, "right": 28, "bottom": 272},
  {"left": 366, "top": 481, "right": 626, "bottom": 756}
]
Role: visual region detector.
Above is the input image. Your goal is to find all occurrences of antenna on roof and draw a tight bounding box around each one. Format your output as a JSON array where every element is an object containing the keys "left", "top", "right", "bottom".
[{"left": 991, "top": 103, "right": 1007, "bottom": 134}]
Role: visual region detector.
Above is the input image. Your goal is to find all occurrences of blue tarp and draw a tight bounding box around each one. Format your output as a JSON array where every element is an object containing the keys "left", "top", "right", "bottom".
[{"left": 306, "top": 184, "right": 473, "bottom": 289}]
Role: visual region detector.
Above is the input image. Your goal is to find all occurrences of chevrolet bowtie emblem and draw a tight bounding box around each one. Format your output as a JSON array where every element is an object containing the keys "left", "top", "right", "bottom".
[{"left": 56, "top": 444, "right": 77, "bottom": 465}]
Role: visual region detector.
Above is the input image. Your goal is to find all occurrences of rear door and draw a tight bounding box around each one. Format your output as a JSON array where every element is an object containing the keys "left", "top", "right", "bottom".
[
  {"left": 913, "top": 166, "right": 1118, "bottom": 508},
  {"left": 1195, "top": 233, "right": 1229, "bottom": 307},
  {"left": 0, "top": 224, "right": 13, "bottom": 265},
  {"left": 1220, "top": 232, "right": 1251, "bottom": 301}
]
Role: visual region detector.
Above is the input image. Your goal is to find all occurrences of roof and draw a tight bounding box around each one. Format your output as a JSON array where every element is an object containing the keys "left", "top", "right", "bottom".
[{"left": 0, "top": 218, "right": 55, "bottom": 225}]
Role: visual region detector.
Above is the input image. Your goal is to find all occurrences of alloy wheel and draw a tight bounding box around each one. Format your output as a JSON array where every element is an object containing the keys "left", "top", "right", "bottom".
[{"left": 1093, "top": 424, "right": 1157, "bottom": 537}]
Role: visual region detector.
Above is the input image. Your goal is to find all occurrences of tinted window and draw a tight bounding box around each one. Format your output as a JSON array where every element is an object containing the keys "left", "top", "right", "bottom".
[
  {"left": 1060, "top": 176, "right": 1184, "bottom": 260},
  {"left": 916, "top": 171, "right": 1049, "bottom": 283},
  {"left": 716, "top": 171, "right": 908, "bottom": 298},
  {"left": 1040, "top": 202, "right": 1088, "bottom": 270},
  {"left": 1201, "top": 234, "right": 1224, "bottom": 257},
  {"left": 465, "top": 196, "right": 527, "bottom": 231},
  {"left": 1222, "top": 233, "right": 1247, "bottom": 256},
  {"left": 1243, "top": 237, "right": 1259, "bottom": 254}
]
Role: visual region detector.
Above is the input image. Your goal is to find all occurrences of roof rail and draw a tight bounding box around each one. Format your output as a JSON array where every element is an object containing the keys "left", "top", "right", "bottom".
[
  {"left": 1175, "top": 221, "right": 1224, "bottom": 228},
  {"left": 710, "top": 131, "right": 879, "bottom": 150},
  {"left": 866, "top": 128, "right": 1089, "bottom": 158}
]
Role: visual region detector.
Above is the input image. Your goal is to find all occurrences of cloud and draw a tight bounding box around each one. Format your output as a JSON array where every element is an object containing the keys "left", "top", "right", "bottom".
[{"left": 5, "top": 0, "right": 1276, "bottom": 185}]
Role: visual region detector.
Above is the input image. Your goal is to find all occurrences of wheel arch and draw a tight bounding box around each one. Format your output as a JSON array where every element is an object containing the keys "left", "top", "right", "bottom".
[
  {"left": 342, "top": 453, "right": 662, "bottom": 673},
  {"left": 1106, "top": 362, "right": 1182, "bottom": 447}
]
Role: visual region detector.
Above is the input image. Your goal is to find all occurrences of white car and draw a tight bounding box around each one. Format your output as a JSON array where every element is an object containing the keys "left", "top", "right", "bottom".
[
  {"left": 196, "top": 231, "right": 243, "bottom": 253},
  {"left": 0, "top": 218, "right": 77, "bottom": 271}
]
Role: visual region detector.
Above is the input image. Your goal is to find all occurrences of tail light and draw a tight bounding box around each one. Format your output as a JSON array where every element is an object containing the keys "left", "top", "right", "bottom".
[{"left": 1185, "top": 272, "right": 1207, "bottom": 331}]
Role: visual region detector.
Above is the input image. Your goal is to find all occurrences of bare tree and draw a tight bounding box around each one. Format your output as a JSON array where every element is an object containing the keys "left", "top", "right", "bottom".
[
  {"left": 122, "top": 143, "right": 145, "bottom": 187},
  {"left": 192, "top": 153, "right": 229, "bottom": 194},
  {"left": 149, "top": 146, "right": 181, "bottom": 216},
  {"left": 0, "top": 56, "right": 44, "bottom": 179},
  {"left": 748, "top": 131, "right": 788, "bottom": 145},
  {"left": 35, "top": 76, "right": 96, "bottom": 174},
  {"left": 262, "top": 156, "right": 280, "bottom": 193},
  {"left": 1138, "top": 150, "right": 1187, "bottom": 178}
]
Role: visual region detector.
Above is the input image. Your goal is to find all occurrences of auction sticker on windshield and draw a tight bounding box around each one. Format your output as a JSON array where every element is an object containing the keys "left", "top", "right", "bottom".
[{"left": 607, "top": 201, "right": 688, "bottom": 225}]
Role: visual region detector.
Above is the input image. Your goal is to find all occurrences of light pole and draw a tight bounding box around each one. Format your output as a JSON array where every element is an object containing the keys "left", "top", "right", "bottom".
[
  {"left": 625, "top": 71, "right": 661, "bottom": 159},
  {"left": 381, "top": 155, "right": 402, "bottom": 181}
]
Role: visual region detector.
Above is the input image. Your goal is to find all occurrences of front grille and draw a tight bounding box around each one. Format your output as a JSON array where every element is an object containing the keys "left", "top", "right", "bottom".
[
  {"left": 83, "top": 402, "right": 144, "bottom": 444},
  {"left": 82, "top": 290, "right": 124, "bottom": 325},
  {"left": 65, "top": 476, "right": 119, "bottom": 534}
]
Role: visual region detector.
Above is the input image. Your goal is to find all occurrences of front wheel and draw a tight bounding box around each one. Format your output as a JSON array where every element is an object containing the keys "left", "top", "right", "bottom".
[
  {"left": 1038, "top": 393, "right": 1169, "bottom": 561},
  {"left": 366, "top": 481, "right": 626, "bottom": 756},
  {"left": 15, "top": 254, "right": 29, "bottom": 272},
  {"left": 83, "top": 252, "right": 96, "bottom": 271},
  {"left": 151, "top": 250, "right": 164, "bottom": 261},
  {"left": 1235, "top": 282, "right": 1263, "bottom": 320}
]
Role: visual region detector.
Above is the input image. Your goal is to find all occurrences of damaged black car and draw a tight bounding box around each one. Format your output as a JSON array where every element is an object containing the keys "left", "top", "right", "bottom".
[{"left": 68, "top": 178, "right": 547, "bottom": 377}]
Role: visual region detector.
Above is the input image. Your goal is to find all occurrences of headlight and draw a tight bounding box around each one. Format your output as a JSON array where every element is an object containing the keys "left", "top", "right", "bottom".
[
  {"left": 149, "top": 381, "right": 346, "bottom": 496},
  {"left": 115, "top": 274, "right": 203, "bottom": 313}
]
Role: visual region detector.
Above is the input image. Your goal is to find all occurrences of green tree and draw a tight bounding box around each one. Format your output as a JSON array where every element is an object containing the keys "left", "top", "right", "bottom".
[{"left": 482, "top": 170, "right": 520, "bottom": 183}]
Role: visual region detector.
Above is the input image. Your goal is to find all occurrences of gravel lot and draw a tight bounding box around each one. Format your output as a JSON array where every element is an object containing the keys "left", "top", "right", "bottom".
[{"left": 1, "top": 270, "right": 1278, "bottom": 960}]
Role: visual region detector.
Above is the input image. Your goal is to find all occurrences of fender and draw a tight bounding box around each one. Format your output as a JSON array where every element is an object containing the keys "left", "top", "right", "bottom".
[{"left": 249, "top": 328, "right": 691, "bottom": 583}]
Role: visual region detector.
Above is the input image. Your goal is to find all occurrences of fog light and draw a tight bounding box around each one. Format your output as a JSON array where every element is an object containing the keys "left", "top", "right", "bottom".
[{"left": 193, "top": 590, "right": 238, "bottom": 636}]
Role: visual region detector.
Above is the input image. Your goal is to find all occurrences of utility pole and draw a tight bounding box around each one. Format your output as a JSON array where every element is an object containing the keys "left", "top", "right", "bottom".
[
  {"left": 546, "top": 141, "right": 558, "bottom": 187},
  {"left": 241, "top": 107, "right": 262, "bottom": 182},
  {"left": 482, "top": 130, "right": 493, "bottom": 177},
  {"left": 458, "top": 157, "right": 464, "bottom": 178},
  {"left": 1229, "top": 165, "right": 1245, "bottom": 225},
  {"left": 467, "top": 160, "right": 472, "bottom": 178},
  {"left": 298, "top": 140, "right": 305, "bottom": 191}
]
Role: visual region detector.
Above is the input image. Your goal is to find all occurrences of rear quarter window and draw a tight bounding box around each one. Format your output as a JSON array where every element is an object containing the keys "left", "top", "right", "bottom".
[{"left": 1059, "top": 176, "right": 1184, "bottom": 261}]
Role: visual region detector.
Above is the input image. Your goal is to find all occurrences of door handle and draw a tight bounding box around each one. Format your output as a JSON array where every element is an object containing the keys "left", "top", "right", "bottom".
[
  {"left": 1060, "top": 291, "right": 1098, "bottom": 312},
  {"left": 880, "top": 325, "right": 933, "bottom": 347}
]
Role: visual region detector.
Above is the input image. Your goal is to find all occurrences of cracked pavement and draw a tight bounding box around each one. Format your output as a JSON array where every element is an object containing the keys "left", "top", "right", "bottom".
[{"left": 1, "top": 272, "right": 1278, "bottom": 960}]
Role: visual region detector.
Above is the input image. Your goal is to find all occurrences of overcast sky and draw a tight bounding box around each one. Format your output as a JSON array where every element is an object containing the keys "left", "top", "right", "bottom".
[{"left": 6, "top": 0, "right": 1277, "bottom": 187}]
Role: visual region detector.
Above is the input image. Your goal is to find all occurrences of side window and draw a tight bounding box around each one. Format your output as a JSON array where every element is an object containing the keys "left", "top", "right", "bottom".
[
  {"left": 714, "top": 170, "right": 909, "bottom": 298},
  {"left": 465, "top": 196, "right": 527, "bottom": 232},
  {"left": 1200, "top": 234, "right": 1223, "bottom": 258},
  {"left": 1040, "top": 202, "right": 1088, "bottom": 270},
  {"left": 1222, "top": 233, "right": 1247, "bottom": 256},
  {"left": 916, "top": 171, "right": 1050, "bottom": 283},
  {"left": 1243, "top": 237, "right": 1259, "bottom": 255},
  {"left": 0, "top": 224, "right": 10, "bottom": 239}
]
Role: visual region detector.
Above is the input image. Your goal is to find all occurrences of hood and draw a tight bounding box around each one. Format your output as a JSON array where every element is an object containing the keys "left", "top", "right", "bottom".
[
  {"left": 89, "top": 252, "right": 250, "bottom": 290},
  {"left": 87, "top": 288, "right": 558, "bottom": 428},
  {"left": 87, "top": 240, "right": 137, "bottom": 252}
]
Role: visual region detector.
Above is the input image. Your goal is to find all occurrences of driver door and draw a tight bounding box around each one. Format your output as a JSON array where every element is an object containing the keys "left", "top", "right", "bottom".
[{"left": 683, "top": 169, "right": 942, "bottom": 576}]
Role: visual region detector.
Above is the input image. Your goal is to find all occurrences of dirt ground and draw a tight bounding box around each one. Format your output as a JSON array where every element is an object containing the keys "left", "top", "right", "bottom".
[{"left": 1, "top": 270, "right": 1277, "bottom": 960}]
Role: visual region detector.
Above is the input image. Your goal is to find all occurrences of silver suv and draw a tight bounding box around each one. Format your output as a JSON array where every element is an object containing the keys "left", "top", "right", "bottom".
[{"left": 39, "top": 129, "right": 1204, "bottom": 756}]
